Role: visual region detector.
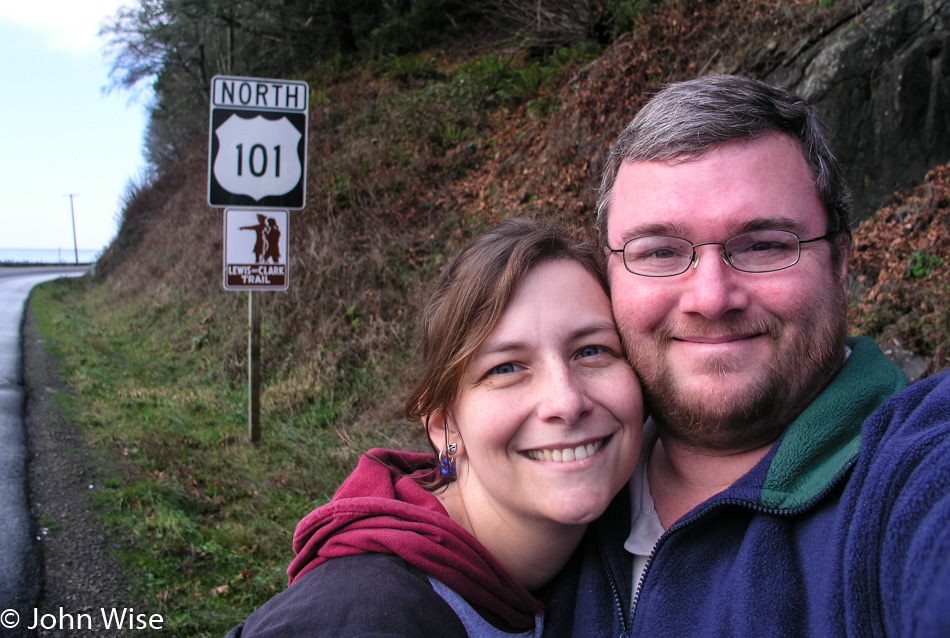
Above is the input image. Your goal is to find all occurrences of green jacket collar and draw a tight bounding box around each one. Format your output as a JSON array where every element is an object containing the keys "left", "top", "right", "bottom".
[{"left": 759, "top": 337, "right": 906, "bottom": 510}]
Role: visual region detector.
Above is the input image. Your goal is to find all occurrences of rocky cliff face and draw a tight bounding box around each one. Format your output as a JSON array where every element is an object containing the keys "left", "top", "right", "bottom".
[{"left": 717, "top": 0, "right": 950, "bottom": 223}]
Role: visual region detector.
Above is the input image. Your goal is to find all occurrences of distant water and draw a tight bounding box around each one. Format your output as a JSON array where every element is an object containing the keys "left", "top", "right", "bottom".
[{"left": 0, "top": 248, "right": 100, "bottom": 264}]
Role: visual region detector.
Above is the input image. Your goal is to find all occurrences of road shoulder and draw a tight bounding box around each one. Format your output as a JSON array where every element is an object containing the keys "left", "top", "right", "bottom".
[{"left": 23, "top": 296, "right": 149, "bottom": 637}]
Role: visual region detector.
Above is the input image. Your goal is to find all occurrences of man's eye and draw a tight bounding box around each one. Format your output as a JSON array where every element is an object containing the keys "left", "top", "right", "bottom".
[
  {"left": 630, "top": 245, "right": 690, "bottom": 262},
  {"left": 747, "top": 241, "right": 786, "bottom": 252},
  {"left": 577, "top": 345, "right": 605, "bottom": 359}
]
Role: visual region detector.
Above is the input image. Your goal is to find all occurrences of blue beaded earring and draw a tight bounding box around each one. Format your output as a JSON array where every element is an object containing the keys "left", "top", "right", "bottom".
[
  {"left": 439, "top": 443, "right": 457, "bottom": 477},
  {"left": 440, "top": 421, "right": 457, "bottom": 477}
]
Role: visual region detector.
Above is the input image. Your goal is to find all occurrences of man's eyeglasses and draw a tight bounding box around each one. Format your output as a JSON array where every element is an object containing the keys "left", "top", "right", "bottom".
[{"left": 608, "top": 229, "right": 834, "bottom": 277}]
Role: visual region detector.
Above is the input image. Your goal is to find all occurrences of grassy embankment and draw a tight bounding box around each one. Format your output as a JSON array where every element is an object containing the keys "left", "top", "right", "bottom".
[{"left": 30, "top": 277, "right": 368, "bottom": 635}]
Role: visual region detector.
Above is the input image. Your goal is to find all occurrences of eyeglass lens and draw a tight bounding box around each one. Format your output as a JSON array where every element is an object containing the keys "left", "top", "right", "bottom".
[{"left": 624, "top": 230, "right": 801, "bottom": 276}]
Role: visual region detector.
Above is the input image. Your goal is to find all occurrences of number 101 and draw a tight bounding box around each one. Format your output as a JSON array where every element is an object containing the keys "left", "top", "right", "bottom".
[{"left": 236, "top": 143, "right": 281, "bottom": 177}]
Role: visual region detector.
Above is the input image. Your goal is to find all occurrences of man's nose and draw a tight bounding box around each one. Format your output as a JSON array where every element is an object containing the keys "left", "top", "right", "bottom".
[{"left": 676, "top": 246, "right": 749, "bottom": 320}]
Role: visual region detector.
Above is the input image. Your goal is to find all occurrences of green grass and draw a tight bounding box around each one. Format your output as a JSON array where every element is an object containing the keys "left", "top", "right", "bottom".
[{"left": 29, "top": 277, "right": 401, "bottom": 637}]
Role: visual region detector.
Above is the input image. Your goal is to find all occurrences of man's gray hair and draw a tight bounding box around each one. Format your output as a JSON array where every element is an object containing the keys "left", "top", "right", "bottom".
[{"left": 596, "top": 75, "right": 853, "bottom": 261}]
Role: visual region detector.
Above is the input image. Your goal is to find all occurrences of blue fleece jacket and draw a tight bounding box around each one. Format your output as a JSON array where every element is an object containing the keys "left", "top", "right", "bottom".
[{"left": 542, "top": 337, "right": 950, "bottom": 637}]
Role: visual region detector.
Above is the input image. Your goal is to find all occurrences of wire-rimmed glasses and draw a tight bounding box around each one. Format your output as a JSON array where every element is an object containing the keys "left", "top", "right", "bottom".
[{"left": 608, "top": 229, "right": 833, "bottom": 277}]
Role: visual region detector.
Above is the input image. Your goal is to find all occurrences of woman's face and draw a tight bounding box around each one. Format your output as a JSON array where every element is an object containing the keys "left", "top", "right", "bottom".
[{"left": 441, "top": 259, "right": 642, "bottom": 529}]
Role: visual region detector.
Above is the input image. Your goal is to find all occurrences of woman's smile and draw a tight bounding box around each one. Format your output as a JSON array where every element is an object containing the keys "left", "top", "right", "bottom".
[{"left": 522, "top": 434, "right": 612, "bottom": 463}]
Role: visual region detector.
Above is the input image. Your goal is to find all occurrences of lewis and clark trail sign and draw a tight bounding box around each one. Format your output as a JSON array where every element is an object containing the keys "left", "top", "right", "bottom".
[{"left": 223, "top": 208, "right": 289, "bottom": 291}]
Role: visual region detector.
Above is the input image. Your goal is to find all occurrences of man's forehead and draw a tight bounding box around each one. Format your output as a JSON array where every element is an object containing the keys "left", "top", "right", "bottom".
[
  {"left": 610, "top": 217, "right": 811, "bottom": 244},
  {"left": 606, "top": 135, "right": 820, "bottom": 242}
]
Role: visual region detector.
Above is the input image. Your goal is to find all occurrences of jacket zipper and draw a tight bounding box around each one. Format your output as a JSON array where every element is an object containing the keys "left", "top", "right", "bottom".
[
  {"left": 622, "top": 456, "right": 858, "bottom": 633},
  {"left": 598, "top": 542, "right": 630, "bottom": 638}
]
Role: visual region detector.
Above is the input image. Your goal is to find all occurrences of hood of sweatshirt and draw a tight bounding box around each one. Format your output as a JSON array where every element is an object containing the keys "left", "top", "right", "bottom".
[{"left": 288, "top": 448, "right": 543, "bottom": 631}]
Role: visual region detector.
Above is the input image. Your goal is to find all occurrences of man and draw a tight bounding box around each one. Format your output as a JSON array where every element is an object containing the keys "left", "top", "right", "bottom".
[{"left": 543, "top": 75, "right": 950, "bottom": 637}]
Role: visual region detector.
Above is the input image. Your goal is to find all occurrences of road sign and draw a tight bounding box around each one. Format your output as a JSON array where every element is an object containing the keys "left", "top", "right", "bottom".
[
  {"left": 209, "top": 75, "right": 309, "bottom": 209},
  {"left": 223, "top": 208, "right": 289, "bottom": 291}
]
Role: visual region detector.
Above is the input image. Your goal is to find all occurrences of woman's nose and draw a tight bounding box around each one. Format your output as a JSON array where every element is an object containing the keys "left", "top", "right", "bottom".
[{"left": 535, "top": 363, "right": 594, "bottom": 424}]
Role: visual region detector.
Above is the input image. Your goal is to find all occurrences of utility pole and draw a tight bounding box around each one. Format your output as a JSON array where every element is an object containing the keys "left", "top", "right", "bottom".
[{"left": 64, "top": 193, "right": 79, "bottom": 264}]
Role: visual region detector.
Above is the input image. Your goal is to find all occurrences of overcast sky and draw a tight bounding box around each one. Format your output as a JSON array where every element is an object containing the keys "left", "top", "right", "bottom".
[{"left": 0, "top": 1, "right": 150, "bottom": 254}]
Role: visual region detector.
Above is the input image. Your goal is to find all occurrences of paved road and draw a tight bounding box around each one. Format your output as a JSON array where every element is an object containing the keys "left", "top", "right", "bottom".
[{"left": 0, "top": 266, "right": 87, "bottom": 635}]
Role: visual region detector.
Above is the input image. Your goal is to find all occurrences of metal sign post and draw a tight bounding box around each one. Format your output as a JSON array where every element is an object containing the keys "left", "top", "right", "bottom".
[
  {"left": 248, "top": 291, "right": 261, "bottom": 442},
  {"left": 209, "top": 75, "right": 308, "bottom": 443}
]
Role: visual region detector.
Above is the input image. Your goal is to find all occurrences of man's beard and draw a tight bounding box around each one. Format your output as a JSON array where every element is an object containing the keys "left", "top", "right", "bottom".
[{"left": 622, "top": 285, "right": 849, "bottom": 452}]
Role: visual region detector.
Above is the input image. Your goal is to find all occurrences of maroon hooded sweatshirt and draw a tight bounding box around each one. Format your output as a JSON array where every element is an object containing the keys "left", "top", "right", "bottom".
[{"left": 287, "top": 448, "right": 543, "bottom": 632}]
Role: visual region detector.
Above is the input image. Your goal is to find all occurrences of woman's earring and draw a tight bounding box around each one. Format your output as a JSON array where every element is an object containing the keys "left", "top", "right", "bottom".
[{"left": 440, "top": 440, "right": 457, "bottom": 478}]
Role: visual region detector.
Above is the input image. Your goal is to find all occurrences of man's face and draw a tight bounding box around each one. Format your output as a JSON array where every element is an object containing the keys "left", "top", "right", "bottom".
[{"left": 606, "top": 133, "right": 849, "bottom": 451}]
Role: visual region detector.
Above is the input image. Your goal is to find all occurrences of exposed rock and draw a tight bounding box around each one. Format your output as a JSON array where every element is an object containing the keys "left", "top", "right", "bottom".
[
  {"left": 726, "top": 0, "right": 950, "bottom": 223},
  {"left": 883, "top": 344, "right": 931, "bottom": 382}
]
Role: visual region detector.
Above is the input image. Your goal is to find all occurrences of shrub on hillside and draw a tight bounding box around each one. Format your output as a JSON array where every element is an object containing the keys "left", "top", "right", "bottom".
[{"left": 849, "top": 163, "right": 950, "bottom": 377}]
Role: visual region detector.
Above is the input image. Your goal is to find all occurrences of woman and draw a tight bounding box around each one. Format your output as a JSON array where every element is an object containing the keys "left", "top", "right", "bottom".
[{"left": 228, "top": 218, "right": 643, "bottom": 636}]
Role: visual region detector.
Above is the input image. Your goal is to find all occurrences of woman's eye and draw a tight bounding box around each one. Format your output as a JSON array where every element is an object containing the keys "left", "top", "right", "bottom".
[
  {"left": 577, "top": 345, "right": 606, "bottom": 359},
  {"left": 488, "top": 362, "right": 518, "bottom": 375}
]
